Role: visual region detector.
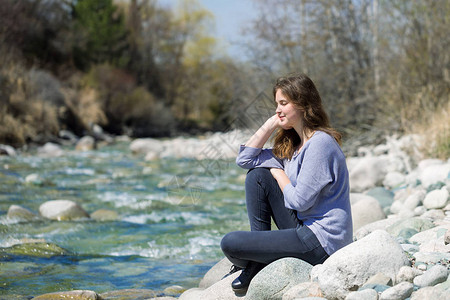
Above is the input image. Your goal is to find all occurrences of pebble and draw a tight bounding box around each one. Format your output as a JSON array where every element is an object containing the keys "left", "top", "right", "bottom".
[
  {"left": 423, "top": 187, "right": 449, "bottom": 209},
  {"left": 379, "top": 281, "right": 414, "bottom": 300}
]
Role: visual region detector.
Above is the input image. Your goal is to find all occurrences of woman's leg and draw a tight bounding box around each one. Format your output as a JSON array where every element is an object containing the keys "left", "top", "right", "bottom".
[
  {"left": 221, "top": 224, "right": 329, "bottom": 268},
  {"left": 245, "top": 168, "right": 298, "bottom": 231}
]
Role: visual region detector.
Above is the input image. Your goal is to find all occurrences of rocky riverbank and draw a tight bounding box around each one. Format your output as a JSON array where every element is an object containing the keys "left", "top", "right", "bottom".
[{"left": 1, "top": 130, "right": 449, "bottom": 299}]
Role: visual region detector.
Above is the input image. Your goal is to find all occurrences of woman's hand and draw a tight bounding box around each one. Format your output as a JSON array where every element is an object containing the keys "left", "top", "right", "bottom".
[
  {"left": 243, "top": 115, "right": 281, "bottom": 148},
  {"left": 270, "top": 168, "right": 290, "bottom": 191}
]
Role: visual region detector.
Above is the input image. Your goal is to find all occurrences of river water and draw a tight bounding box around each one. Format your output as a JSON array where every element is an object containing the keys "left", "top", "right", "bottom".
[{"left": 0, "top": 141, "right": 249, "bottom": 297}]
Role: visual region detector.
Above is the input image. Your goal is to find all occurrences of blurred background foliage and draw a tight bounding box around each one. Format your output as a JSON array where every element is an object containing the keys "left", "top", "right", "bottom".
[{"left": 0, "top": 0, "right": 448, "bottom": 158}]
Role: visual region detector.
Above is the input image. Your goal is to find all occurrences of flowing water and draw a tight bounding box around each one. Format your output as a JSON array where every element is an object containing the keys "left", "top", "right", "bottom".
[{"left": 0, "top": 141, "right": 249, "bottom": 297}]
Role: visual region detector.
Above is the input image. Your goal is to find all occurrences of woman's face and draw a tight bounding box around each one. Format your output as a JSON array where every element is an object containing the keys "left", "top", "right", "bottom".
[{"left": 275, "top": 89, "right": 302, "bottom": 130}]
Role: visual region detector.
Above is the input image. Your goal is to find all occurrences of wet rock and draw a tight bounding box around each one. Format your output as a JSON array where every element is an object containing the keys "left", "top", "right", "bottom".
[
  {"left": 0, "top": 242, "right": 70, "bottom": 258},
  {"left": 0, "top": 144, "right": 17, "bottom": 156},
  {"left": 7, "top": 205, "right": 39, "bottom": 222},
  {"left": 379, "top": 281, "right": 414, "bottom": 300},
  {"left": 39, "top": 200, "right": 89, "bottom": 221},
  {"left": 99, "top": 289, "right": 157, "bottom": 299},
  {"left": 32, "top": 290, "right": 99, "bottom": 300},
  {"left": 76, "top": 136, "right": 96, "bottom": 151},
  {"left": 246, "top": 257, "right": 313, "bottom": 300},
  {"left": 130, "top": 138, "right": 164, "bottom": 155},
  {"left": 90, "top": 209, "right": 118, "bottom": 221},
  {"left": 163, "top": 285, "right": 186, "bottom": 296},
  {"left": 310, "top": 230, "right": 410, "bottom": 300}
]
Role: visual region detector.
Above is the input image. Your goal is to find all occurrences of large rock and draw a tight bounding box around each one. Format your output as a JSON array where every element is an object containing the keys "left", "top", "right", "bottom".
[
  {"left": 199, "top": 257, "right": 233, "bottom": 289},
  {"left": 423, "top": 187, "right": 449, "bottom": 209},
  {"left": 0, "top": 144, "right": 17, "bottom": 156},
  {"left": 379, "top": 282, "right": 413, "bottom": 300},
  {"left": 32, "top": 290, "right": 100, "bottom": 299},
  {"left": 349, "top": 156, "right": 389, "bottom": 192},
  {"left": 178, "top": 271, "right": 241, "bottom": 300},
  {"left": 7, "top": 205, "right": 39, "bottom": 222},
  {"left": 310, "top": 230, "right": 410, "bottom": 300},
  {"left": 246, "top": 258, "right": 313, "bottom": 300},
  {"left": 413, "top": 265, "right": 449, "bottom": 288},
  {"left": 0, "top": 242, "right": 70, "bottom": 258},
  {"left": 350, "top": 194, "right": 386, "bottom": 232},
  {"left": 417, "top": 160, "right": 450, "bottom": 188},
  {"left": 130, "top": 138, "right": 164, "bottom": 155},
  {"left": 39, "top": 200, "right": 89, "bottom": 221},
  {"left": 365, "top": 187, "right": 394, "bottom": 209}
]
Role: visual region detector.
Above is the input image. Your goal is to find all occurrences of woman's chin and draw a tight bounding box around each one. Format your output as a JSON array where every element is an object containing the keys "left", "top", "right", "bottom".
[{"left": 281, "top": 125, "right": 293, "bottom": 130}]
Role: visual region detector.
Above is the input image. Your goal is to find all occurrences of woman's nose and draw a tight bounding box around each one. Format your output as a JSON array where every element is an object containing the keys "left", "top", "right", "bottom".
[{"left": 275, "top": 105, "right": 281, "bottom": 113}]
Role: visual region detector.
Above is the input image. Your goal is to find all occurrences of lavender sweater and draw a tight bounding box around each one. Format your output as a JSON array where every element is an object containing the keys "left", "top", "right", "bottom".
[{"left": 236, "top": 131, "right": 353, "bottom": 255}]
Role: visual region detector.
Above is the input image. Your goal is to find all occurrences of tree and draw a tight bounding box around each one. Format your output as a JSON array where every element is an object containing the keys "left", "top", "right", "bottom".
[{"left": 72, "top": 0, "right": 129, "bottom": 69}]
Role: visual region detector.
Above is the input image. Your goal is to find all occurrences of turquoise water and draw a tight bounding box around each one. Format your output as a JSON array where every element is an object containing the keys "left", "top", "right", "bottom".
[{"left": 0, "top": 141, "right": 249, "bottom": 297}]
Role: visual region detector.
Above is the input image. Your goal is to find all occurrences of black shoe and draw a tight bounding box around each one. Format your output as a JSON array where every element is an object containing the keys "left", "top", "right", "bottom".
[
  {"left": 231, "top": 262, "right": 264, "bottom": 293},
  {"left": 222, "top": 264, "right": 243, "bottom": 279}
]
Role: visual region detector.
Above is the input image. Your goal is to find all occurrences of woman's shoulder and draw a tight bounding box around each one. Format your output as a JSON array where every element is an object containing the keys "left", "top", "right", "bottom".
[{"left": 309, "top": 131, "right": 344, "bottom": 155}]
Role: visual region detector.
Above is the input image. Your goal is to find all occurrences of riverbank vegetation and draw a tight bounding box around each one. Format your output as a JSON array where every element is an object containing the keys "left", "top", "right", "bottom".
[{"left": 0, "top": 0, "right": 448, "bottom": 159}]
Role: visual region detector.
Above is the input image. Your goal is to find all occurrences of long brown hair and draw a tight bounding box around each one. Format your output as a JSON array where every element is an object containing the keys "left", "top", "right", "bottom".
[{"left": 272, "top": 73, "right": 342, "bottom": 159}]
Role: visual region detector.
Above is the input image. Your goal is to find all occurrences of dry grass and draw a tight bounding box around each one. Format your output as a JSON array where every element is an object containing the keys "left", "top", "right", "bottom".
[{"left": 408, "top": 101, "right": 450, "bottom": 160}]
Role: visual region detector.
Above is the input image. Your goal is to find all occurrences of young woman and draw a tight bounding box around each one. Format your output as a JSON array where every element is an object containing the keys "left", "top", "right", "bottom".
[{"left": 220, "top": 73, "right": 353, "bottom": 293}]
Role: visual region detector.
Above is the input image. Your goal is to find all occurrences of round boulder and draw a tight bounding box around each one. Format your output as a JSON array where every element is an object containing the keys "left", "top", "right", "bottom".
[
  {"left": 310, "top": 230, "right": 410, "bottom": 300},
  {"left": 39, "top": 200, "right": 89, "bottom": 221}
]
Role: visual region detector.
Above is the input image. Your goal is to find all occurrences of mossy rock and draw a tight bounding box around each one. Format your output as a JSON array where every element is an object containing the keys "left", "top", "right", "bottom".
[{"left": 0, "top": 242, "right": 71, "bottom": 258}]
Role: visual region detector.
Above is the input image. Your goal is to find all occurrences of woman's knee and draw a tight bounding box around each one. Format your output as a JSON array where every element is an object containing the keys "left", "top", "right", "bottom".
[{"left": 221, "top": 231, "right": 242, "bottom": 256}]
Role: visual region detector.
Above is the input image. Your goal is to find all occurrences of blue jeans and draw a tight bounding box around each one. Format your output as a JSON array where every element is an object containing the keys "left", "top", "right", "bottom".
[{"left": 221, "top": 168, "right": 329, "bottom": 268}]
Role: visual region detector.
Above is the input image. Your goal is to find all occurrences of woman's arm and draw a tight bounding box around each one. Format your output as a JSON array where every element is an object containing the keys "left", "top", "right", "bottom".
[
  {"left": 270, "top": 168, "right": 291, "bottom": 191},
  {"left": 244, "top": 114, "right": 280, "bottom": 148}
]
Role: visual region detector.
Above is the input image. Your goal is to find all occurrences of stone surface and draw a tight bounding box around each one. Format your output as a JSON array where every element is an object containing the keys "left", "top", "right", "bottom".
[
  {"left": 281, "top": 282, "right": 322, "bottom": 300},
  {"left": 76, "top": 136, "right": 96, "bottom": 151},
  {"left": 178, "top": 272, "right": 241, "bottom": 300},
  {"left": 354, "top": 217, "right": 401, "bottom": 240},
  {"left": 413, "top": 265, "right": 449, "bottom": 288},
  {"left": 351, "top": 194, "right": 386, "bottom": 231},
  {"left": 349, "top": 156, "right": 389, "bottom": 192},
  {"left": 311, "top": 230, "right": 410, "bottom": 300},
  {"left": 90, "top": 209, "right": 119, "bottom": 221},
  {"left": 0, "top": 144, "right": 17, "bottom": 156},
  {"left": 410, "top": 285, "right": 450, "bottom": 299},
  {"left": 385, "top": 217, "right": 434, "bottom": 237},
  {"left": 7, "top": 205, "right": 39, "bottom": 222},
  {"left": 423, "top": 187, "right": 449, "bottom": 209},
  {"left": 99, "top": 289, "right": 157, "bottom": 299},
  {"left": 364, "top": 272, "right": 393, "bottom": 286},
  {"left": 0, "top": 242, "right": 70, "bottom": 258},
  {"left": 37, "top": 142, "right": 64, "bottom": 157},
  {"left": 383, "top": 171, "right": 405, "bottom": 189},
  {"left": 396, "top": 266, "right": 423, "bottom": 284},
  {"left": 344, "top": 289, "right": 378, "bottom": 300},
  {"left": 31, "top": 290, "right": 99, "bottom": 299},
  {"left": 403, "top": 190, "right": 426, "bottom": 211},
  {"left": 246, "top": 258, "right": 313, "bottom": 300},
  {"left": 39, "top": 200, "right": 89, "bottom": 221},
  {"left": 379, "top": 281, "right": 414, "bottom": 300},
  {"left": 198, "top": 257, "right": 233, "bottom": 289},
  {"left": 418, "top": 161, "right": 450, "bottom": 188}
]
